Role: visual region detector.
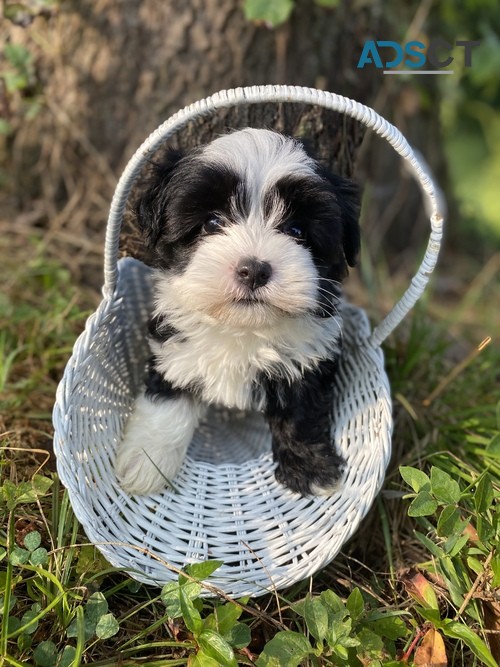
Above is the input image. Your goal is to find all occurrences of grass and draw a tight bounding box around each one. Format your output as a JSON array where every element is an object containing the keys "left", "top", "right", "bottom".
[{"left": 0, "top": 239, "right": 498, "bottom": 666}]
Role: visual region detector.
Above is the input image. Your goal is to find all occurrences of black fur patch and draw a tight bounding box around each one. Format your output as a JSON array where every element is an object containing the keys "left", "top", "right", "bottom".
[
  {"left": 145, "top": 359, "right": 204, "bottom": 402},
  {"left": 261, "top": 356, "right": 345, "bottom": 496},
  {"left": 147, "top": 314, "right": 181, "bottom": 343},
  {"left": 144, "top": 363, "right": 186, "bottom": 402},
  {"left": 268, "top": 172, "right": 359, "bottom": 316},
  {"left": 137, "top": 153, "right": 243, "bottom": 269}
]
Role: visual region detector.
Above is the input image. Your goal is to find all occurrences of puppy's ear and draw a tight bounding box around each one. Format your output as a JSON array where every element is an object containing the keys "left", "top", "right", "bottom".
[
  {"left": 320, "top": 169, "right": 361, "bottom": 268},
  {"left": 136, "top": 149, "right": 184, "bottom": 249}
]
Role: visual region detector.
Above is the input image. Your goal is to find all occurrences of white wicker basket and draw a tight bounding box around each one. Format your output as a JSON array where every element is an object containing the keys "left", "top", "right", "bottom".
[{"left": 53, "top": 86, "right": 444, "bottom": 597}]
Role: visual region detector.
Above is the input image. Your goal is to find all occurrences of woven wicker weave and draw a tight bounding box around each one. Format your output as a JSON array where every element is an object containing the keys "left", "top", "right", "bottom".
[{"left": 53, "top": 86, "right": 444, "bottom": 597}]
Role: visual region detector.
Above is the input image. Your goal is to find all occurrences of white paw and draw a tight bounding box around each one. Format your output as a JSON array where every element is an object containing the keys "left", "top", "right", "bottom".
[
  {"left": 115, "top": 437, "right": 185, "bottom": 495},
  {"left": 309, "top": 477, "right": 344, "bottom": 496},
  {"left": 115, "top": 392, "right": 199, "bottom": 496}
]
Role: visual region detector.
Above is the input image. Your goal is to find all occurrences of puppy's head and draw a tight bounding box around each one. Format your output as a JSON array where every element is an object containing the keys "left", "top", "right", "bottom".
[{"left": 138, "top": 129, "right": 360, "bottom": 329}]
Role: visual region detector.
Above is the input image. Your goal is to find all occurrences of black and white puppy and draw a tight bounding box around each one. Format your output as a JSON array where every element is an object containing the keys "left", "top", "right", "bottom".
[{"left": 115, "top": 128, "right": 360, "bottom": 497}]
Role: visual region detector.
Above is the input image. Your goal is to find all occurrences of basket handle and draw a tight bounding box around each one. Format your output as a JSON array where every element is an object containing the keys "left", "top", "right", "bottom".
[{"left": 103, "top": 85, "right": 445, "bottom": 346}]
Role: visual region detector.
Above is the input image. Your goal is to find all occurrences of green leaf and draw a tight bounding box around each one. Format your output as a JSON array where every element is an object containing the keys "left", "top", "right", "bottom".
[
  {"left": 65, "top": 620, "right": 78, "bottom": 639},
  {"left": 304, "top": 595, "right": 329, "bottom": 642},
  {"left": 365, "top": 615, "right": 409, "bottom": 640},
  {"left": 9, "top": 546, "right": 30, "bottom": 566},
  {"left": 346, "top": 588, "right": 364, "bottom": 621},
  {"left": 476, "top": 516, "right": 495, "bottom": 545},
  {"left": 474, "top": 473, "right": 494, "bottom": 513},
  {"left": 58, "top": 646, "right": 77, "bottom": 667},
  {"left": 5, "top": 43, "right": 32, "bottom": 69},
  {"left": 415, "top": 531, "right": 443, "bottom": 557},
  {"left": 7, "top": 615, "right": 21, "bottom": 634},
  {"left": 340, "top": 634, "right": 361, "bottom": 648},
  {"left": 256, "top": 631, "right": 313, "bottom": 667},
  {"left": 430, "top": 467, "right": 461, "bottom": 504},
  {"left": 491, "top": 553, "right": 500, "bottom": 588},
  {"left": 408, "top": 490, "right": 438, "bottom": 517},
  {"left": 68, "top": 591, "right": 109, "bottom": 640},
  {"left": 444, "top": 532, "right": 469, "bottom": 557},
  {"left": 332, "top": 644, "right": 349, "bottom": 660},
  {"left": 32, "top": 474, "right": 53, "bottom": 495},
  {"left": 400, "top": 466, "right": 430, "bottom": 493},
  {"left": 95, "top": 612, "right": 120, "bottom": 639},
  {"left": 85, "top": 592, "right": 108, "bottom": 625},
  {"left": 315, "top": 0, "right": 340, "bottom": 6},
  {"left": 213, "top": 602, "right": 242, "bottom": 635},
  {"left": 319, "top": 589, "right": 345, "bottom": 615},
  {"left": 467, "top": 555, "right": 484, "bottom": 575},
  {"left": 19, "top": 603, "right": 42, "bottom": 635},
  {"left": 290, "top": 598, "right": 306, "bottom": 617},
  {"left": 184, "top": 559, "right": 223, "bottom": 581},
  {"left": 2, "top": 480, "right": 19, "bottom": 509},
  {"left": 486, "top": 433, "right": 500, "bottom": 458},
  {"left": 437, "top": 505, "right": 463, "bottom": 537},
  {"left": 75, "top": 545, "right": 110, "bottom": 575},
  {"left": 243, "top": 0, "right": 294, "bottom": 27},
  {"left": 442, "top": 620, "right": 497, "bottom": 667},
  {"left": 224, "top": 621, "right": 251, "bottom": 649},
  {"left": 182, "top": 580, "right": 202, "bottom": 600},
  {"left": 0, "top": 594, "right": 17, "bottom": 614},
  {"left": 24, "top": 531, "right": 41, "bottom": 551},
  {"left": 161, "top": 582, "right": 182, "bottom": 618},
  {"left": 33, "top": 640, "right": 58, "bottom": 667},
  {"left": 332, "top": 617, "right": 353, "bottom": 643},
  {"left": 30, "top": 547, "right": 49, "bottom": 566},
  {"left": 190, "top": 649, "right": 220, "bottom": 667},
  {"left": 180, "top": 586, "right": 203, "bottom": 636},
  {"left": 17, "top": 632, "right": 32, "bottom": 652},
  {"left": 197, "top": 630, "right": 237, "bottom": 667},
  {"left": 488, "top": 559, "right": 500, "bottom": 601},
  {"left": 14, "top": 475, "right": 53, "bottom": 506},
  {"left": 355, "top": 627, "right": 384, "bottom": 660}
]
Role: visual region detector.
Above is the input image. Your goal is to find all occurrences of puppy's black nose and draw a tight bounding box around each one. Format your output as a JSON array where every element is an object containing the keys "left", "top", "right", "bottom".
[{"left": 236, "top": 257, "right": 272, "bottom": 290}]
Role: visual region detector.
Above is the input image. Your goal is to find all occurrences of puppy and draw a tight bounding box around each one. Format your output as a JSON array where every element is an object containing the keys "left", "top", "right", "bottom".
[{"left": 115, "top": 128, "right": 360, "bottom": 496}]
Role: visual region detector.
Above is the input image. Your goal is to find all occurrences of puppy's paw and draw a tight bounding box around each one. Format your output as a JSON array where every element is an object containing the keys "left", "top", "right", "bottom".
[
  {"left": 275, "top": 446, "right": 345, "bottom": 497},
  {"left": 115, "top": 438, "right": 184, "bottom": 495},
  {"left": 115, "top": 392, "right": 198, "bottom": 496}
]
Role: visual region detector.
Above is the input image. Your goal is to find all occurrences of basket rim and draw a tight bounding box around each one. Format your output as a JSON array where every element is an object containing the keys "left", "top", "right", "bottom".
[{"left": 102, "top": 85, "right": 445, "bottom": 345}]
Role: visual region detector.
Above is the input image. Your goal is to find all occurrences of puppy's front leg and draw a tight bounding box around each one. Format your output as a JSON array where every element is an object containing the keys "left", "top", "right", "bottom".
[
  {"left": 115, "top": 368, "right": 201, "bottom": 495},
  {"left": 264, "top": 360, "right": 345, "bottom": 496}
]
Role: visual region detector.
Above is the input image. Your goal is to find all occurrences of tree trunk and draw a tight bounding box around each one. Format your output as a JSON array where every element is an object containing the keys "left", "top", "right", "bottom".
[{"left": 4, "top": 0, "right": 383, "bottom": 284}]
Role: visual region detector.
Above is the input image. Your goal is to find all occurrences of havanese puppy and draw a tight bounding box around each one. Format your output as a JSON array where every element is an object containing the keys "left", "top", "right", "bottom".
[{"left": 115, "top": 128, "right": 360, "bottom": 496}]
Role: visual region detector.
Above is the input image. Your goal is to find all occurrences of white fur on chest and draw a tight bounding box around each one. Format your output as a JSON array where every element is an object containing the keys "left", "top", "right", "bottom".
[{"left": 150, "top": 310, "right": 342, "bottom": 410}]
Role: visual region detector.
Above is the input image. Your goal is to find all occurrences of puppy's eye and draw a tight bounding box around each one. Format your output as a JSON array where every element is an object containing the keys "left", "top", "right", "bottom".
[
  {"left": 202, "top": 216, "right": 225, "bottom": 234},
  {"left": 282, "top": 220, "right": 305, "bottom": 241}
]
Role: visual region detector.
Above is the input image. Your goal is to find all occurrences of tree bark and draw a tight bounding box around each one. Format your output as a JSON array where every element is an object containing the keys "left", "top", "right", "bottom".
[{"left": 3, "top": 0, "right": 383, "bottom": 284}]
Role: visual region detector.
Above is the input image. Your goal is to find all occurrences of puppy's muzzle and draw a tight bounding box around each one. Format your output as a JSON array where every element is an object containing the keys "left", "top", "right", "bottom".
[{"left": 235, "top": 257, "right": 273, "bottom": 291}]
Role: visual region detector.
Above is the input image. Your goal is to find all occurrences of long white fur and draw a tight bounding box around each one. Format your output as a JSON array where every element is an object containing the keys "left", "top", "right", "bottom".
[
  {"left": 115, "top": 393, "right": 204, "bottom": 495},
  {"left": 151, "top": 276, "right": 342, "bottom": 411},
  {"left": 117, "top": 129, "right": 343, "bottom": 495},
  {"left": 201, "top": 128, "right": 319, "bottom": 210}
]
